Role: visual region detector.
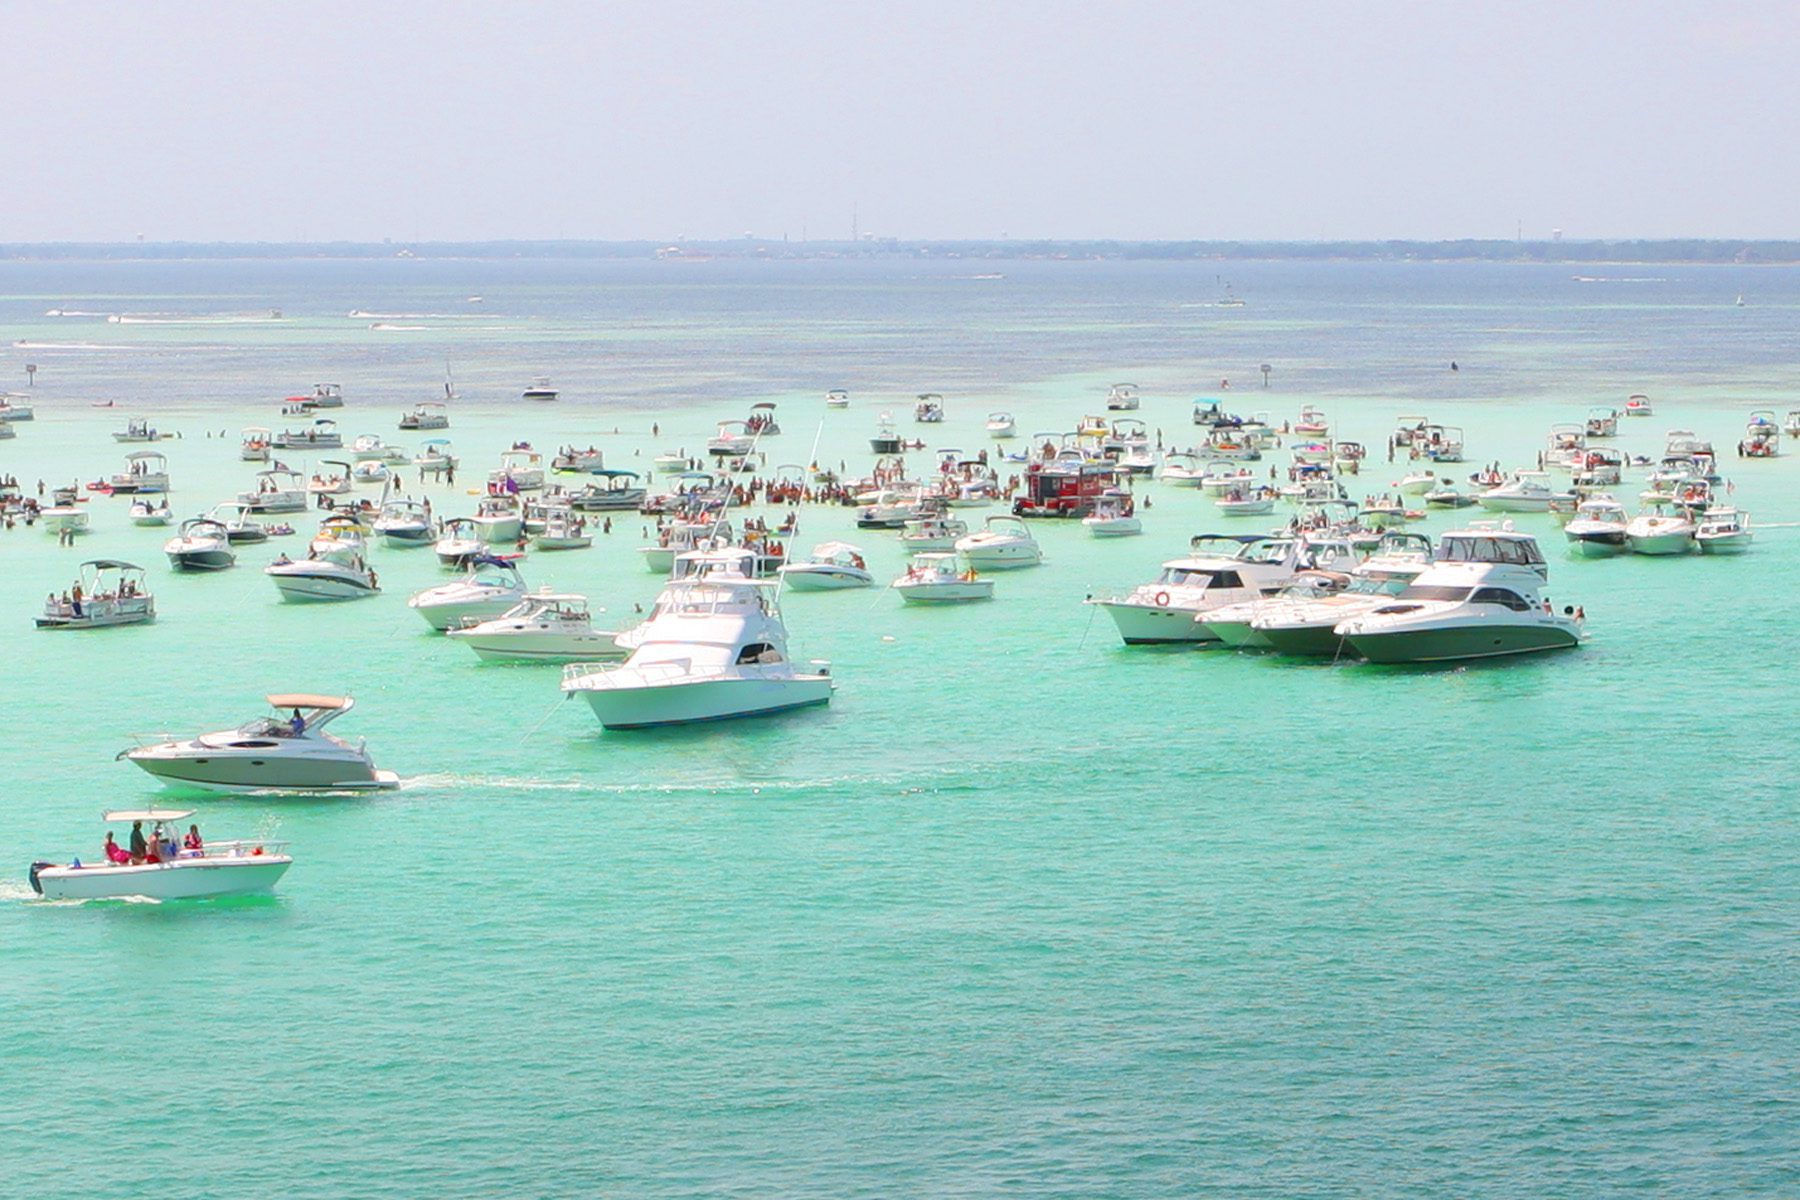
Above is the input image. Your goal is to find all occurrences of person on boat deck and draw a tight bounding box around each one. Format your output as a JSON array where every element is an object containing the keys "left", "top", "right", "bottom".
[
  {"left": 104, "top": 831, "right": 131, "bottom": 865},
  {"left": 183, "top": 825, "right": 203, "bottom": 853},
  {"left": 128, "top": 820, "right": 148, "bottom": 864},
  {"left": 289, "top": 708, "right": 306, "bottom": 736}
]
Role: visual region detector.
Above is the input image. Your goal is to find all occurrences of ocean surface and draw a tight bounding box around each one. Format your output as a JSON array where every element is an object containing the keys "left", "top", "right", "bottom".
[{"left": 1, "top": 257, "right": 1795, "bottom": 1198}]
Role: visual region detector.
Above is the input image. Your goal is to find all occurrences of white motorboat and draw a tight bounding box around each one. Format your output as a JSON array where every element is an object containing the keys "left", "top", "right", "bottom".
[
  {"left": 37, "top": 559, "right": 156, "bottom": 629},
  {"left": 240, "top": 468, "right": 308, "bottom": 514},
  {"left": 240, "top": 426, "right": 273, "bottom": 462},
  {"left": 870, "top": 413, "right": 903, "bottom": 454},
  {"left": 1423, "top": 481, "right": 1476, "bottom": 508},
  {"left": 469, "top": 495, "right": 524, "bottom": 544},
  {"left": 1105, "top": 382, "right": 1140, "bottom": 411},
  {"left": 112, "top": 418, "right": 164, "bottom": 443},
  {"left": 986, "top": 412, "right": 1017, "bottom": 439},
  {"left": 1477, "top": 472, "right": 1574, "bottom": 513},
  {"left": 266, "top": 549, "right": 380, "bottom": 602},
  {"left": 1563, "top": 495, "right": 1629, "bottom": 557},
  {"left": 892, "top": 552, "right": 995, "bottom": 604},
  {"left": 433, "top": 518, "right": 486, "bottom": 567},
  {"left": 350, "top": 433, "right": 392, "bottom": 462},
  {"left": 1253, "top": 534, "right": 1436, "bottom": 657},
  {"left": 488, "top": 449, "right": 545, "bottom": 493},
  {"left": 778, "top": 541, "right": 875, "bottom": 590},
  {"left": 120, "top": 694, "right": 399, "bottom": 792},
  {"left": 1087, "top": 534, "right": 1307, "bottom": 645},
  {"left": 308, "top": 460, "right": 353, "bottom": 497},
  {"left": 400, "top": 401, "right": 450, "bottom": 431},
  {"left": 164, "top": 518, "right": 236, "bottom": 572},
  {"left": 955, "top": 515, "right": 1042, "bottom": 570},
  {"left": 373, "top": 498, "right": 434, "bottom": 547},
  {"left": 307, "top": 513, "right": 370, "bottom": 563},
  {"left": 1625, "top": 505, "right": 1696, "bottom": 556},
  {"left": 899, "top": 514, "right": 969, "bottom": 552},
  {"left": 522, "top": 378, "right": 558, "bottom": 402},
  {"left": 1160, "top": 453, "right": 1207, "bottom": 487},
  {"left": 110, "top": 450, "right": 169, "bottom": 494},
  {"left": 273, "top": 418, "right": 341, "bottom": 450},
  {"left": 1198, "top": 461, "right": 1257, "bottom": 496},
  {"left": 1214, "top": 488, "right": 1276, "bottom": 517},
  {"left": 206, "top": 502, "right": 269, "bottom": 544},
  {"left": 1199, "top": 569, "right": 1352, "bottom": 649},
  {"left": 746, "top": 401, "right": 781, "bottom": 437},
  {"left": 534, "top": 509, "right": 593, "bottom": 551},
  {"left": 857, "top": 487, "right": 931, "bottom": 529},
  {"left": 1081, "top": 488, "right": 1142, "bottom": 537},
  {"left": 29, "top": 809, "right": 291, "bottom": 901},
  {"left": 409, "top": 556, "right": 528, "bottom": 629},
  {"left": 1586, "top": 406, "right": 1621, "bottom": 438},
  {"left": 1739, "top": 413, "right": 1781, "bottom": 458},
  {"left": 825, "top": 388, "right": 850, "bottom": 409},
  {"left": 413, "top": 439, "right": 459, "bottom": 477},
  {"left": 914, "top": 393, "right": 945, "bottom": 423},
  {"left": 639, "top": 521, "right": 726, "bottom": 574},
  {"left": 352, "top": 460, "right": 390, "bottom": 484},
  {"left": 552, "top": 446, "right": 606, "bottom": 474},
  {"left": 562, "top": 548, "right": 832, "bottom": 729},
  {"left": 1398, "top": 470, "right": 1438, "bottom": 496},
  {"left": 129, "top": 497, "right": 172, "bottom": 526},
  {"left": 652, "top": 452, "right": 690, "bottom": 474},
  {"left": 1695, "top": 506, "right": 1753, "bottom": 554},
  {"left": 447, "top": 592, "right": 626, "bottom": 663},
  {"left": 1335, "top": 551, "right": 1583, "bottom": 664}
]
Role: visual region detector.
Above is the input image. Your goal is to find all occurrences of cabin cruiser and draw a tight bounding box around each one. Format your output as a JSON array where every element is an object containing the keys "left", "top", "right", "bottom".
[
  {"left": 409, "top": 556, "right": 528, "bottom": 629},
  {"left": 205, "top": 501, "right": 269, "bottom": 544},
  {"left": 110, "top": 451, "right": 169, "bottom": 494},
  {"left": 899, "top": 513, "right": 969, "bottom": 553},
  {"left": 563, "top": 548, "right": 832, "bottom": 729},
  {"left": 955, "top": 515, "right": 1042, "bottom": 570},
  {"left": 240, "top": 426, "right": 272, "bottom": 462},
  {"left": 273, "top": 418, "right": 341, "bottom": 450},
  {"left": 164, "top": 518, "right": 236, "bottom": 572},
  {"left": 129, "top": 497, "right": 173, "bottom": 526},
  {"left": 914, "top": 393, "right": 945, "bottom": 423},
  {"left": 447, "top": 592, "right": 626, "bottom": 663},
  {"left": 534, "top": 509, "right": 593, "bottom": 551},
  {"left": 1695, "top": 506, "right": 1753, "bottom": 554},
  {"left": 239, "top": 467, "right": 308, "bottom": 514},
  {"left": 778, "top": 541, "right": 874, "bottom": 590},
  {"left": 488, "top": 449, "right": 545, "bottom": 493},
  {"left": 400, "top": 401, "right": 450, "bottom": 431},
  {"left": 433, "top": 518, "right": 485, "bottom": 567},
  {"left": 1088, "top": 534, "right": 1308, "bottom": 644},
  {"left": 469, "top": 495, "right": 524, "bottom": 544},
  {"left": 120, "top": 694, "right": 399, "bottom": 792},
  {"left": 986, "top": 412, "right": 1017, "bottom": 439},
  {"left": 112, "top": 418, "right": 164, "bottom": 443},
  {"left": 40, "top": 502, "right": 90, "bottom": 536},
  {"left": 1250, "top": 535, "right": 1435, "bottom": 657},
  {"left": 1477, "top": 472, "right": 1573, "bottom": 513},
  {"left": 522, "top": 378, "right": 558, "bottom": 402},
  {"left": 1625, "top": 504, "right": 1696, "bottom": 556},
  {"left": 1199, "top": 569, "right": 1352, "bottom": 649},
  {"left": 28, "top": 809, "right": 292, "bottom": 901},
  {"left": 373, "top": 498, "right": 434, "bottom": 547},
  {"left": 414, "top": 439, "right": 459, "bottom": 477},
  {"left": 1082, "top": 488, "right": 1141, "bottom": 537},
  {"left": 826, "top": 388, "right": 850, "bottom": 408},
  {"left": 265, "top": 548, "right": 380, "bottom": 602},
  {"left": 892, "top": 552, "right": 994, "bottom": 604},
  {"left": 1557, "top": 495, "right": 1625, "bottom": 557},
  {"left": 37, "top": 559, "right": 156, "bottom": 629},
  {"left": 1335, "top": 544, "right": 1582, "bottom": 664}
]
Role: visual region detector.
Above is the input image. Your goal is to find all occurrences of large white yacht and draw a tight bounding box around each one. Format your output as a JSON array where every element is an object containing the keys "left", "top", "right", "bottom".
[
  {"left": 29, "top": 809, "right": 292, "bottom": 901},
  {"left": 563, "top": 548, "right": 832, "bottom": 729},
  {"left": 1088, "top": 534, "right": 1308, "bottom": 645},
  {"left": 448, "top": 592, "right": 626, "bottom": 663},
  {"left": 119, "top": 694, "right": 400, "bottom": 792},
  {"left": 408, "top": 556, "right": 528, "bottom": 629}
]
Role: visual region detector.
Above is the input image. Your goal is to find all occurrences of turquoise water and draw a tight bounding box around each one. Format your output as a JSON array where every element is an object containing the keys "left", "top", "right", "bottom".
[{"left": 2, "top": 259, "right": 1797, "bottom": 1196}]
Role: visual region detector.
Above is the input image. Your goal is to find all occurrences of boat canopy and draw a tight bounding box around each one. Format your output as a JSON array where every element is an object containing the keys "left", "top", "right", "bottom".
[
  {"left": 594, "top": 468, "right": 641, "bottom": 480},
  {"left": 266, "top": 694, "right": 352, "bottom": 711},
  {"left": 82, "top": 558, "right": 145, "bottom": 571},
  {"left": 103, "top": 808, "right": 195, "bottom": 824}
]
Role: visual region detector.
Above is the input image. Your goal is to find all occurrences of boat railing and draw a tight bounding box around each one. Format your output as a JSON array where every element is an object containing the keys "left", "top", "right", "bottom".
[
  {"left": 189, "top": 839, "right": 290, "bottom": 860},
  {"left": 563, "top": 659, "right": 754, "bottom": 690}
]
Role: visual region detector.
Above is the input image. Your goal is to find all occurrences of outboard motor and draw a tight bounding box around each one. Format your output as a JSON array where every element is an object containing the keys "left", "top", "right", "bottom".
[{"left": 28, "top": 861, "right": 53, "bottom": 895}]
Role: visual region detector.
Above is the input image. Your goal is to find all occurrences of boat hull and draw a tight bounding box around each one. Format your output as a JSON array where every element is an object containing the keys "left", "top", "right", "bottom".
[
  {"left": 1256, "top": 621, "right": 1349, "bottom": 658},
  {"left": 1697, "top": 533, "right": 1752, "bottom": 555},
  {"left": 452, "top": 632, "right": 626, "bottom": 663},
  {"left": 269, "top": 572, "right": 379, "bottom": 602},
  {"left": 573, "top": 675, "right": 833, "bottom": 730},
  {"left": 781, "top": 567, "right": 873, "bottom": 591},
  {"left": 1095, "top": 600, "right": 1219, "bottom": 645},
  {"left": 34, "top": 857, "right": 292, "bottom": 901},
  {"left": 1344, "top": 622, "right": 1580, "bottom": 664},
  {"left": 167, "top": 549, "right": 235, "bottom": 572},
  {"left": 126, "top": 749, "right": 399, "bottom": 792}
]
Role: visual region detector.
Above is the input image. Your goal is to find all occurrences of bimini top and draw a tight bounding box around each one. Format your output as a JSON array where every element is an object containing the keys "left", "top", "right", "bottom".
[
  {"left": 266, "top": 694, "right": 353, "bottom": 711},
  {"left": 82, "top": 558, "right": 145, "bottom": 571},
  {"left": 103, "top": 808, "right": 195, "bottom": 824}
]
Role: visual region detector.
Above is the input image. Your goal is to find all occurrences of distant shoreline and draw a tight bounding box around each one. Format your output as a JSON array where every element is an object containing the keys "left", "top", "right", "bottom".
[{"left": 0, "top": 238, "right": 1796, "bottom": 265}]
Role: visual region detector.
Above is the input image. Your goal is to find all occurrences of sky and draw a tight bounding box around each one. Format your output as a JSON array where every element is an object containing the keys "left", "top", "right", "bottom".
[{"left": 6, "top": 0, "right": 1799, "bottom": 243}]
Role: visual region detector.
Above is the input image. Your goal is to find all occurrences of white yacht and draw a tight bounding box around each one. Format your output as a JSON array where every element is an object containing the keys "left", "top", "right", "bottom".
[
  {"left": 28, "top": 809, "right": 292, "bottom": 901},
  {"left": 986, "top": 412, "right": 1017, "bottom": 439},
  {"left": 955, "top": 515, "right": 1042, "bottom": 570},
  {"left": 899, "top": 514, "right": 969, "bottom": 553},
  {"left": 120, "top": 694, "right": 400, "bottom": 792},
  {"left": 1335, "top": 550, "right": 1582, "bottom": 664},
  {"left": 447, "top": 592, "right": 626, "bottom": 663},
  {"left": 164, "top": 518, "right": 236, "bottom": 572},
  {"left": 488, "top": 449, "right": 545, "bottom": 493},
  {"left": 469, "top": 495, "right": 524, "bottom": 544},
  {"left": 37, "top": 559, "right": 156, "bottom": 629},
  {"left": 1252, "top": 534, "right": 1436, "bottom": 657},
  {"left": 1695, "top": 507, "right": 1752, "bottom": 554},
  {"left": 1199, "top": 569, "right": 1352, "bottom": 649},
  {"left": 1625, "top": 505, "right": 1696, "bottom": 556},
  {"left": 409, "top": 556, "right": 528, "bottom": 629},
  {"left": 1477, "top": 472, "right": 1574, "bottom": 513},
  {"left": 562, "top": 548, "right": 832, "bottom": 729},
  {"left": 892, "top": 552, "right": 995, "bottom": 604},
  {"left": 1081, "top": 488, "right": 1141, "bottom": 537},
  {"left": 1563, "top": 495, "right": 1629, "bottom": 557},
  {"left": 1088, "top": 534, "right": 1308, "bottom": 645},
  {"left": 522, "top": 378, "right": 558, "bottom": 402},
  {"left": 778, "top": 541, "right": 875, "bottom": 590},
  {"left": 433, "top": 517, "right": 486, "bottom": 567},
  {"left": 374, "top": 498, "right": 434, "bottom": 547},
  {"left": 265, "top": 549, "right": 380, "bottom": 602}
]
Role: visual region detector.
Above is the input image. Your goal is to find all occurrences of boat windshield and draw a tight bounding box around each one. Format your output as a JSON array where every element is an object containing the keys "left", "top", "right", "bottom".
[
  {"left": 1156, "top": 568, "right": 1238, "bottom": 588},
  {"left": 1396, "top": 584, "right": 1474, "bottom": 602},
  {"left": 1347, "top": 575, "right": 1410, "bottom": 596},
  {"left": 1437, "top": 535, "right": 1544, "bottom": 566}
]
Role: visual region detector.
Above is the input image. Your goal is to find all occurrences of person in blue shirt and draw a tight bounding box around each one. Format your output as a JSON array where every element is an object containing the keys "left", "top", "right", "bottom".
[{"left": 289, "top": 708, "right": 306, "bottom": 736}]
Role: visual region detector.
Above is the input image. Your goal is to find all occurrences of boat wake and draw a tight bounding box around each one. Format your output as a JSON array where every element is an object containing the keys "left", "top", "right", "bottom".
[
  {"left": 13, "top": 341, "right": 132, "bottom": 351},
  {"left": 348, "top": 310, "right": 488, "bottom": 320},
  {"left": 44, "top": 308, "right": 115, "bottom": 318},
  {"left": 369, "top": 323, "right": 429, "bottom": 331}
]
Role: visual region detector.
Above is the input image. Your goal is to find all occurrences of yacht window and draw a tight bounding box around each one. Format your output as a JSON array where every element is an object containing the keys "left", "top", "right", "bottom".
[
  {"left": 1497, "top": 540, "right": 1531, "bottom": 565},
  {"left": 735, "top": 642, "right": 783, "bottom": 665},
  {"left": 1208, "top": 571, "right": 1242, "bottom": 589},
  {"left": 1470, "top": 587, "right": 1532, "bottom": 611},
  {"left": 1398, "top": 584, "right": 1473, "bottom": 602}
]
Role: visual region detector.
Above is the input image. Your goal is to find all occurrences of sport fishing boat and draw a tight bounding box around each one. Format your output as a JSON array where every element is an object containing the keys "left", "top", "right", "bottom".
[
  {"left": 870, "top": 413, "right": 903, "bottom": 454},
  {"left": 1563, "top": 495, "right": 1629, "bottom": 557},
  {"left": 119, "top": 694, "right": 400, "bottom": 792},
  {"left": 36, "top": 560, "right": 156, "bottom": 629},
  {"left": 409, "top": 556, "right": 528, "bottom": 629},
  {"left": 447, "top": 592, "right": 626, "bottom": 663},
  {"left": 164, "top": 518, "right": 236, "bottom": 572},
  {"left": 265, "top": 549, "right": 380, "bottom": 602},
  {"left": 562, "top": 548, "right": 832, "bottom": 729},
  {"left": 1695, "top": 506, "right": 1753, "bottom": 554},
  {"left": 1088, "top": 534, "right": 1308, "bottom": 645},
  {"left": 777, "top": 541, "right": 875, "bottom": 590},
  {"left": 1334, "top": 543, "right": 1583, "bottom": 664},
  {"left": 955, "top": 515, "right": 1042, "bottom": 570},
  {"left": 28, "top": 809, "right": 291, "bottom": 901},
  {"left": 891, "top": 552, "right": 995, "bottom": 604}
]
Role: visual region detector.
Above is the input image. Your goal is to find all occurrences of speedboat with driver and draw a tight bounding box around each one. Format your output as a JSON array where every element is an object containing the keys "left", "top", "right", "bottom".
[
  {"left": 28, "top": 808, "right": 292, "bottom": 901},
  {"left": 118, "top": 694, "right": 400, "bottom": 792},
  {"left": 408, "top": 555, "right": 527, "bottom": 629}
]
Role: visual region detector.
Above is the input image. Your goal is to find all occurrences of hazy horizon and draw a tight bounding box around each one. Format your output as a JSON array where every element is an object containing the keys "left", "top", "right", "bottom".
[{"left": 13, "top": 1, "right": 1800, "bottom": 244}]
